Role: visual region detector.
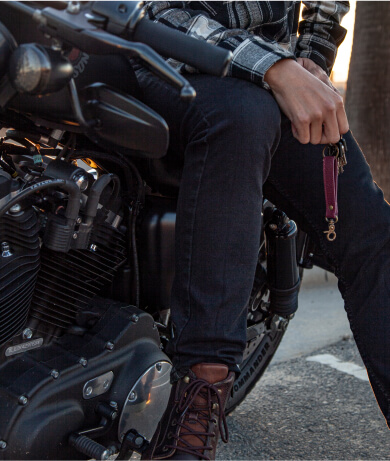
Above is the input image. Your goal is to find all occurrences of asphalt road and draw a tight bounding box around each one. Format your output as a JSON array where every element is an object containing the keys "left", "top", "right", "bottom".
[
  {"left": 218, "top": 338, "right": 389, "bottom": 460},
  {"left": 217, "top": 268, "right": 389, "bottom": 460}
]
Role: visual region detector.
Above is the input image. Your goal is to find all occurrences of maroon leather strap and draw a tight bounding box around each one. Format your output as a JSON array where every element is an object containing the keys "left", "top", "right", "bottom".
[
  {"left": 323, "top": 155, "right": 338, "bottom": 220},
  {"left": 322, "top": 138, "right": 347, "bottom": 242}
]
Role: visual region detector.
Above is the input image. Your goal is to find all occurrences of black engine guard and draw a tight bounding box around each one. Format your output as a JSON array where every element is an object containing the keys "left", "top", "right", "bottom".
[{"left": 0, "top": 299, "right": 170, "bottom": 460}]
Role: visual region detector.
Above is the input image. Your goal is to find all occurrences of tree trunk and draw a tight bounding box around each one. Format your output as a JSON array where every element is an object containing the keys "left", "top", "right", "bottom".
[{"left": 345, "top": 1, "right": 390, "bottom": 201}]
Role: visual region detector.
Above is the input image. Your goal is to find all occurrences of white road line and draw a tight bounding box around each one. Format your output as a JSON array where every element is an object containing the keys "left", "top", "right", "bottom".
[{"left": 306, "top": 353, "right": 369, "bottom": 382}]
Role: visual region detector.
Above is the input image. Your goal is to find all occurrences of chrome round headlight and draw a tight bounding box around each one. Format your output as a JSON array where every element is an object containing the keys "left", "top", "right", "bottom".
[{"left": 8, "top": 44, "right": 73, "bottom": 95}]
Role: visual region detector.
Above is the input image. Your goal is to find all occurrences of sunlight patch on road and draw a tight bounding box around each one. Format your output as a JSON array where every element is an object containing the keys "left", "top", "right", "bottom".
[{"left": 306, "top": 353, "right": 369, "bottom": 382}]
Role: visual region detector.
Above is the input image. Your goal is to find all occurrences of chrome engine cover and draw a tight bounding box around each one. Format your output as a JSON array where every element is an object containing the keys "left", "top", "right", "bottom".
[
  {"left": 118, "top": 361, "right": 171, "bottom": 442},
  {"left": 0, "top": 299, "right": 171, "bottom": 460}
]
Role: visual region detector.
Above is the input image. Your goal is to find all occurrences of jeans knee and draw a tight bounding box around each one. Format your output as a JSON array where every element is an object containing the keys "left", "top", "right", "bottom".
[{"left": 212, "top": 79, "right": 281, "bottom": 146}]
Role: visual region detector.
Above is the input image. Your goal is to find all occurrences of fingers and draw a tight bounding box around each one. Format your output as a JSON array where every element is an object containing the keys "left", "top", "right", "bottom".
[
  {"left": 291, "top": 87, "right": 348, "bottom": 145},
  {"left": 320, "top": 111, "right": 339, "bottom": 145},
  {"left": 336, "top": 100, "right": 350, "bottom": 135},
  {"left": 265, "top": 59, "right": 350, "bottom": 145}
]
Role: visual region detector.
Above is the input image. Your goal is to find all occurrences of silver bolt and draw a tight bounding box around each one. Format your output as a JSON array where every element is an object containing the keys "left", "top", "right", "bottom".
[
  {"left": 279, "top": 319, "right": 289, "bottom": 331},
  {"left": 103, "top": 380, "right": 110, "bottom": 390},
  {"left": 101, "top": 449, "right": 110, "bottom": 460},
  {"left": 0, "top": 440, "right": 6, "bottom": 449},
  {"left": 50, "top": 369, "right": 60, "bottom": 379},
  {"left": 118, "top": 3, "right": 128, "bottom": 14},
  {"left": 76, "top": 217, "right": 82, "bottom": 225},
  {"left": 110, "top": 401, "right": 118, "bottom": 410},
  {"left": 1, "top": 242, "right": 12, "bottom": 258},
  {"left": 67, "top": 1, "right": 81, "bottom": 14},
  {"left": 89, "top": 244, "right": 97, "bottom": 252},
  {"left": 79, "top": 357, "right": 88, "bottom": 367},
  {"left": 128, "top": 391, "right": 137, "bottom": 402},
  {"left": 22, "top": 328, "right": 33, "bottom": 340},
  {"left": 105, "top": 341, "right": 114, "bottom": 351},
  {"left": 72, "top": 232, "right": 78, "bottom": 239},
  {"left": 9, "top": 203, "right": 21, "bottom": 214},
  {"left": 269, "top": 224, "right": 277, "bottom": 230},
  {"left": 156, "top": 362, "right": 162, "bottom": 372},
  {"left": 85, "top": 386, "right": 93, "bottom": 396},
  {"left": 130, "top": 314, "right": 139, "bottom": 323},
  {"left": 18, "top": 395, "right": 28, "bottom": 405},
  {"left": 134, "top": 436, "right": 144, "bottom": 447}
]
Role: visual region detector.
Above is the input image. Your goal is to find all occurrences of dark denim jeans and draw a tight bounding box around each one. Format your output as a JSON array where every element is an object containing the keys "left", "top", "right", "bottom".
[{"left": 136, "top": 70, "right": 390, "bottom": 426}]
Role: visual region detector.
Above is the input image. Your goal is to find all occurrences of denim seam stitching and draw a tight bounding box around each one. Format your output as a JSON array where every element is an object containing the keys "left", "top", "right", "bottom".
[{"left": 173, "top": 106, "right": 211, "bottom": 370}]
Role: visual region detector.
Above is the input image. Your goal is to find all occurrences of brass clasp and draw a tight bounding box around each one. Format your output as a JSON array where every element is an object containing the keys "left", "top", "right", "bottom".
[{"left": 324, "top": 218, "right": 337, "bottom": 241}]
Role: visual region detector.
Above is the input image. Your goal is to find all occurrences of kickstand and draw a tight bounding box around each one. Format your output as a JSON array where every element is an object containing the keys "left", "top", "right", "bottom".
[{"left": 116, "top": 429, "right": 149, "bottom": 460}]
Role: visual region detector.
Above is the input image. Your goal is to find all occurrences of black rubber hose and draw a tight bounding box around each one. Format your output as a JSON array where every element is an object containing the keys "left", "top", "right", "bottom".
[
  {"left": 133, "top": 17, "right": 232, "bottom": 77},
  {"left": 127, "top": 204, "right": 140, "bottom": 308},
  {"left": 0, "top": 178, "right": 81, "bottom": 220},
  {"left": 84, "top": 173, "right": 120, "bottom": 224}
]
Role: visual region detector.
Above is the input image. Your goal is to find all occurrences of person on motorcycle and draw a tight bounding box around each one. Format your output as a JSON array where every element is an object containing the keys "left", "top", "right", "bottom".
[{"left": 136, "top": 2, "right": 390, "bottom": 459}]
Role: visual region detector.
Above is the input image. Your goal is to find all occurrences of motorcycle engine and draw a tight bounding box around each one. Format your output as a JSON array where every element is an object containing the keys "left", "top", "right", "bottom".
[{"left": 0, "top": 157, "right": 171, "bottom": 460}]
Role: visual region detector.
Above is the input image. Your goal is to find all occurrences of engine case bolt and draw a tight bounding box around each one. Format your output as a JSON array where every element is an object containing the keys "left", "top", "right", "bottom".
[
  {"left": 79, "top": 357, "right": 88, "bottom": 367},
  {"left": 130, "top": 314, "right": 139, "bottom": 323},
  {"left": 105, "top": 341, "right": 114, "bottom": 351},
  {"left": 156, "top": 362, "right": 162, "bottom": 372},
  {"left": 76, "top": 217, "right": 82, "bottom": 225},
  {"left": 89, "top": 244, "right": 97, "bottom": 252},
  {"left": 110, "top": 401, "right": 118, "bottom": 410},
  {"left": 269, "top": 223, "right": 278, "bottom": 231},
  {"left": 67, "top": 1, "right": 81, "bottom": 14},
  {"left": 1, "top": 242, "right": 12, "bottom": 258},
  {"left": 85, "top": 386, "right": 93, "bottom": 396},
  {"left": 18, "top": 395, "right": 28, "bottom": 406},
  {"left": 103, "top": 380, "right": 110, "bottom": 390},
  {"left": 50, "top": 369, "right": 60, "bottom": 379},
  {"left": 9, "top": 204, "right": 21, "bottom": 214},
  {"left": 128, "top": 391, "right": 137, "bottom": 402},
  {"left": 72, "top": 232, "right": 78, "bottom": 239},
  {"left": 22, "top": 328, "right": 33, "bottom": 340},
  {"left": 0, "top": 440, "right": 6, "bottom": 449}
]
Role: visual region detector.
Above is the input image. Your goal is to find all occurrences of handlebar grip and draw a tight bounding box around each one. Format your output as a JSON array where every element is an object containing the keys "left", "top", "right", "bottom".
[{"left": 133, "top": 18, "right": 232, "bottom": 77}]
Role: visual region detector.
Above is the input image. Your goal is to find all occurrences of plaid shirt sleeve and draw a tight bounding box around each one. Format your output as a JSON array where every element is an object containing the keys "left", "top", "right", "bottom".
[
  {"left": 144, "top": 2, "right": 295, "bottom": 89},
  {"left": 296, "top": 1, "right": 350, "bottom": 75}
]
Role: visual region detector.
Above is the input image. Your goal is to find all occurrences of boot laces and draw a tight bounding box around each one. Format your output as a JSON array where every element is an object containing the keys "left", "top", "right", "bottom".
[{"left": 166, "top": 378, "right": 229, "bottom": 460}]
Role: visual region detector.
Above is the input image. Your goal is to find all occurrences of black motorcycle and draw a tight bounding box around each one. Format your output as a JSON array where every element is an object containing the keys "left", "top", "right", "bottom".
[{"left": 0, "top": 2, "right": 332, "bottom": 459}]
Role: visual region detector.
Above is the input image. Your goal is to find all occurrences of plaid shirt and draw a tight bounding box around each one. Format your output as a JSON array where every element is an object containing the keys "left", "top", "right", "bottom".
[{"left": 145, "top": 1, "right": 350, "bottom": 88}]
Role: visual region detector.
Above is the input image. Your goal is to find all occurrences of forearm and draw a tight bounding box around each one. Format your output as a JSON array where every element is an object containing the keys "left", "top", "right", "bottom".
[
  {"left": 295, "top": 1, "right": 350, "bottom": 74},
  {"left": 144, "top": 1, "right": 295, "bottom": 88}
]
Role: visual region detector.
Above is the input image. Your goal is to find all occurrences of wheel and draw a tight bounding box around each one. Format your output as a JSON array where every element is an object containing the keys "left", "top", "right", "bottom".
[{"left": 225, "top": 257, "right": 290, "bottom": 414}]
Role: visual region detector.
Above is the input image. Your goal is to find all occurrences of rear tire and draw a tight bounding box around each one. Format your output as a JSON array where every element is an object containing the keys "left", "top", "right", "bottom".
[
  {"left": 225, "top": 315, "right": 287, "bottom": 414},
  {"left": 225, "top": 256, "right": 290, "bottom": 414}
]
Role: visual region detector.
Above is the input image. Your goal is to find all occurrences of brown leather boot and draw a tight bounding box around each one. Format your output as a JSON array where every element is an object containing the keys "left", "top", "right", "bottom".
[{"left": 142, "top": 363, "right": 235, "bottom": 460}]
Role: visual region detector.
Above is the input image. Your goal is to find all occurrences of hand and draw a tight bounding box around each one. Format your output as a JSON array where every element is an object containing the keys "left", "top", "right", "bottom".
[
  {"left": 296, "top": 57, "right": 341, "bottom": 95},
  {"left": 264, "top": 59, "right": 349, "bottom": 145}
]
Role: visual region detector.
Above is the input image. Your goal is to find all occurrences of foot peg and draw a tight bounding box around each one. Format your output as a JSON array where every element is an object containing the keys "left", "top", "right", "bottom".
[{"left": 69, "top": 434, "right": 113, "bottom": 460}]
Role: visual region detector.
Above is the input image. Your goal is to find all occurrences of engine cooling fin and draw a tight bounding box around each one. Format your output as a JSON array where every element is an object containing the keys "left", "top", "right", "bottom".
[
  {"left": 0, "top": 209, "right": 40, "bottom": 345},
  {"left": 29, "top": 220, "right": 126, "bottom": 331}
]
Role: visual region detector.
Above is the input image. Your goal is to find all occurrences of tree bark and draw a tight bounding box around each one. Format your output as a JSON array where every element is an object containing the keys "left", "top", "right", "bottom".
[{"left": 345, "top": 1, "right": 390, "bottom": 201}]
